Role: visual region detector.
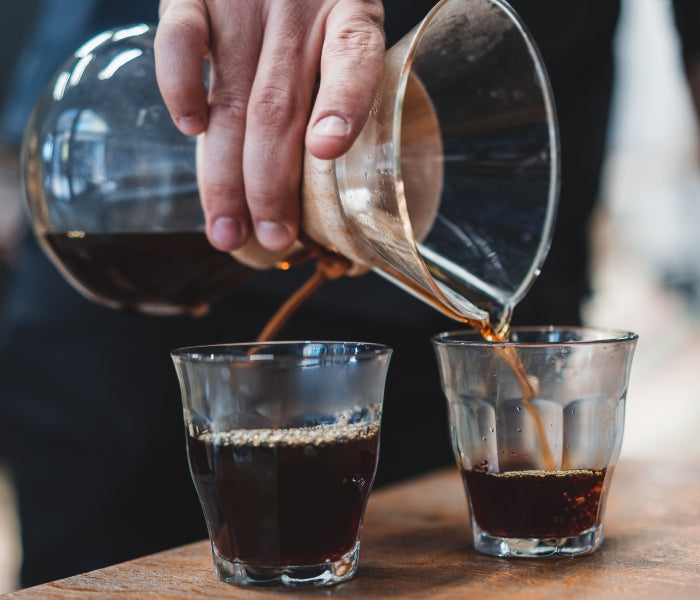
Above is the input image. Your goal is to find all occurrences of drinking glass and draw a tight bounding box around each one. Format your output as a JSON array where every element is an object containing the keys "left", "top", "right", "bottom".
[
  {"left": 433, "top": 327, "right": 637, "bottom": 557},
  {"left": 171, "top": 341, "right": 392, "bottom": 587}
]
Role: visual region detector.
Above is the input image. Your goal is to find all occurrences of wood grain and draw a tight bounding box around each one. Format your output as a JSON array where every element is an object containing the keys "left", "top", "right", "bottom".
[{"left": 5, "top": 459, "right": 700, "bottom": 599}]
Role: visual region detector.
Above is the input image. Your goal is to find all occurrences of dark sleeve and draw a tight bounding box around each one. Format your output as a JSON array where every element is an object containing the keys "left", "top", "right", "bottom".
[{"left": 672, "top": 0, "right": 700, "bottom": 64}]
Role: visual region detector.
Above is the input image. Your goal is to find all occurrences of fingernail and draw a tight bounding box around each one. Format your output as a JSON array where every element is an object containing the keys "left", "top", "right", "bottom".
[
  {"left": 176, "top": 115, "right": 206, "bottom": 136},
  {"left": 256, "top": 221, "right": 294, "bottom": 251},
  {"left": 312, "top": 115, "right": 350, "bottom": 138},
  {"left": 210, "top": 217, "right": 246, "bottom": 250}
]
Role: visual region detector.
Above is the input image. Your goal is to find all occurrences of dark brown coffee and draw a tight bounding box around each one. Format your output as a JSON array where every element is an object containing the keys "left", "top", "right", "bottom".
[
  {"left": 186, "top": 421, "right": 380, "bottom": 566},
  {"left": 41, "top": 231, "right": 252, "bottom": 315},
  {"left": 461, "top": 467, "right": 608, "bottom": 538}
]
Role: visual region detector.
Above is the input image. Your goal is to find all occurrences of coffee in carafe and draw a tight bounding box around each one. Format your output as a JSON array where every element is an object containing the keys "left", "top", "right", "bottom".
[{"left": 40, "top": 230, "right": 252, "bottom": 316}]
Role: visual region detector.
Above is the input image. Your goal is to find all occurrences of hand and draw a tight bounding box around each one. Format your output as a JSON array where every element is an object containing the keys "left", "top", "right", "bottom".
[{"left": 155, "top": 0, "right": 385, "bottom": 253}]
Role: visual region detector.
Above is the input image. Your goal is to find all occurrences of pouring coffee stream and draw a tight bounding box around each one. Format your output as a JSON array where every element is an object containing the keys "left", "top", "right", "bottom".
[{"left": 260, "top": 257, "right": 556, "bottom": 470}]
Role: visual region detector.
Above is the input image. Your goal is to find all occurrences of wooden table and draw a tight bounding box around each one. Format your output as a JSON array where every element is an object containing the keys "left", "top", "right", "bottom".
[{"left": 5, "top": 458, "right": 700, "bottom": 599}]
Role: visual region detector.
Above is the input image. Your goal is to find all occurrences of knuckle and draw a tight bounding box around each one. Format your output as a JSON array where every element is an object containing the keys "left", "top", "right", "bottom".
[
  {"left": 206, "top": 179, "right": 245, "bottom": 201},
  {"left": 208, "top": 89, "right": 249, "bottom": 125},
  {"left": 248, "top": 186, "right": 279, "bottom": 210},
  {"left": 326, "top": 17, "right": 385, "bottom": 61},
  {"left": 202, "top": 180, "right": 248, "bottom": 217},
  {"left": 157, "top": 13, "right": 208, "bottom": 47},
  {"left": 246, "top": 174, "right": 299, "bottom": 217},
  {"left": 156, "top": 17, "right": 189, "bottom": 38},
  {"left": 249, "top": 85, "right": 298, "bottom": 129}
]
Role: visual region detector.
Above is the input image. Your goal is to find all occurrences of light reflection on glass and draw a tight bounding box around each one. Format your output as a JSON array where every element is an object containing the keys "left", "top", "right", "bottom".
[
  {"left": 75, "top": 31, "right": 112, "bottom": 58},
  {"left": 97, "top": 49, "right": 143, "bottom": 80},
  {"left": 52, "top": 71, "right": 70, "bottom": 101},
  {"left": 113, "top": 24, "right": 150, "bottom": 41},
  {"left": 69, "top": 54, "right": 94, "bottom": 87}
]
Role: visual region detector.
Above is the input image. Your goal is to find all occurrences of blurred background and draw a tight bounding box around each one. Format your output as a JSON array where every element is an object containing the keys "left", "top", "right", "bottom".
[
  {"left": 1, "top": 0, "right": 699, "bottom": 592},
  {"left": 584, "top": 0, "right": 700, "bottom": 461}
]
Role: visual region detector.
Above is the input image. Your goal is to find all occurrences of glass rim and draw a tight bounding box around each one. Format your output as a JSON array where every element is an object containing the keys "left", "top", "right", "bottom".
[
  {"left": 432, "top": 326, "right": 638, "bottom": 347},
  {"left": 171, "top": 340, "right": 393, "bottom": 363}
]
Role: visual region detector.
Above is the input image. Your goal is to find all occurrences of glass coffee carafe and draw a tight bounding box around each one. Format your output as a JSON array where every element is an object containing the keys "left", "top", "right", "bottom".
[{"left": 21, "top": 0, "right": 559, "bottom": 337}]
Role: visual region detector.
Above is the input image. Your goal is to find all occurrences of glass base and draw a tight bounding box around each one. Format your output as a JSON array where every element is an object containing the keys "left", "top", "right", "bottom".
[
  {"left": 471, "top": 519, "right": 604, "bottom": 557},
  {"left": 212, "top": 541, "right": 360, "bottom": 587}
]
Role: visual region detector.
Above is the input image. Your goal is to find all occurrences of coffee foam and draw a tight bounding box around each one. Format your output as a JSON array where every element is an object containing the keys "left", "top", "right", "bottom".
[
  {"left": 198, "top": 420, "right": 380, "bottom": 448},
  {"left": 481, "top": 469, "right": 604, "bottom": 478}
]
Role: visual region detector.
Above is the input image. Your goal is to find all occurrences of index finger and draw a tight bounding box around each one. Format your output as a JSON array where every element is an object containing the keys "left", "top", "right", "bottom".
[
  {"left": 155, "top": 0, "right": 210, "bottom": 136},
  {"left": 306, "top": 0, "right": 385, "bottom": 159}
]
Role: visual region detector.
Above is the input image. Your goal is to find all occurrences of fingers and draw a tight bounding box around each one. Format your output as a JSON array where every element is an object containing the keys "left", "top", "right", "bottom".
[
  {"left": 155, "top": 0, "right": 210, "bottom": 136},
  {"left": 306, "top": 0, "right": 385, "bottom": 160},
  {"left": 241, "top": 2, "right": 322, "bottom": 252},
  {"left": 242, "top": 0, "right": 385, "bottom": 251},
  {"left": 198, "top": 4, "right": 262, "bottom": 251},
  {"left": 157, "top": 1, "right": 255, "bottom": 251},
  {"left": 156, "top": 0, "right": 386, "bottom": 254}
]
